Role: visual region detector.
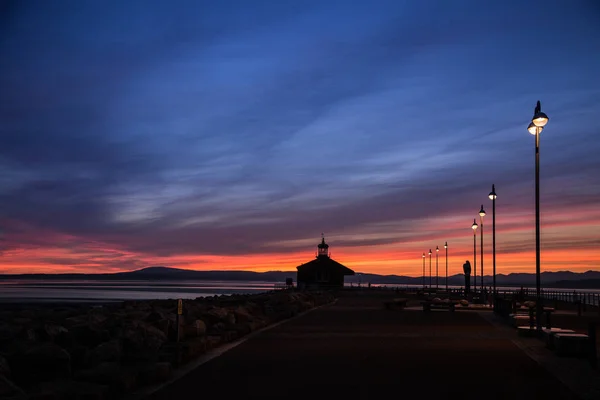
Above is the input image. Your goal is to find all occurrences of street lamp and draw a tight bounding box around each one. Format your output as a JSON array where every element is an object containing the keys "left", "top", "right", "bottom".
[
  {"left": 528, "top": 100, "right": 548, "bottom": 330},
  {"left": 429, "top": 249, "right": 432, "bottom": 288},
  {"left": 422, "top": 253, "right": 426, "bottom": 289},
  {"left": 479, "top": 205, "right": 486, "bottom": 295},
  {"left": 436, "top": 246, "right": 439, "bottom": 290},
  {"left": 489, "top": 185, "right": 497, "bottom": 305},
  {"left": 444, "top": 241, "right": 448, "bottom": 292},
  {"left": 471, "top": 219, "right": 478, "bottom": 293}
]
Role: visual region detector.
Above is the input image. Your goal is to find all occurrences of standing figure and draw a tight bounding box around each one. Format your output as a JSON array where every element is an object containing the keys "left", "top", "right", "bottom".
[{"left": 463, "top": 260, "right": 472, "bottom": 295}]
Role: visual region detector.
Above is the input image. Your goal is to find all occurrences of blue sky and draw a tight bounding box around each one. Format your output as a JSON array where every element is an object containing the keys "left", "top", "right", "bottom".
[{"left": 1, "top": 0, "right": 599, "bottom": 273}]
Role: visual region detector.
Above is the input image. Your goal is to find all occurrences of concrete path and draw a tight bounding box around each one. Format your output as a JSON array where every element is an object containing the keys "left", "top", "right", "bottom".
[{"left": 145, "top": 292, "right": 584, "bottom": 400}]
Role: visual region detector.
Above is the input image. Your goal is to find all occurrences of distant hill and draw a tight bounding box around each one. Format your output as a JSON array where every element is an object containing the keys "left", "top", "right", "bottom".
[
  {"left": 0, "top": 266, "right": 294, "bottom": 282},
  {"left": 0, "top": 266, "right": 599, "bottom": 288}
]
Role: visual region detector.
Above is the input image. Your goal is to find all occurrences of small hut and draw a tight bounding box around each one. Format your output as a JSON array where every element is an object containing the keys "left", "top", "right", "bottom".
[{"left": 296, "top": 235, "right": 354, "bottom": 290}]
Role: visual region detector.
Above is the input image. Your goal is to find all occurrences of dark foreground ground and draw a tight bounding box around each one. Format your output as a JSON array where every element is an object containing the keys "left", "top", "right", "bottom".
[{"left": 145, "top": 291, "right": 582, "bottom": 400}]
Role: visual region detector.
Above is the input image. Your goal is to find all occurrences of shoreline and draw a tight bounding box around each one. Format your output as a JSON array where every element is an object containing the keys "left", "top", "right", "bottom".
[{"left": 0, "top": 289, "right": 335, "bottom": 399}]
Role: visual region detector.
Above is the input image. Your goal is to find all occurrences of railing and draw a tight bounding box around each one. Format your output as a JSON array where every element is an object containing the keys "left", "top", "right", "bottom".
[
  {"left": 390, "top": 286, "right": 600, "bottom": 308},
  {"left": 273, "top": 283, "right": 294, "bottom": 291}
]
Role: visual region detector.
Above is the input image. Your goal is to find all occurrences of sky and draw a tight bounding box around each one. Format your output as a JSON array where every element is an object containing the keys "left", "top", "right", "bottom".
[{"left": 1, "top": 0, "right": 600, "bottom": 276}]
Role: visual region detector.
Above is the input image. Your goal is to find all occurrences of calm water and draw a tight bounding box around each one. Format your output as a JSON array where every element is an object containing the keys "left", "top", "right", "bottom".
[
  {"left": 0, "top": 280, "right": 597, "bottom": 304},
  {"left": 0, "top": 280, "right": 277, "bottom": 303}
]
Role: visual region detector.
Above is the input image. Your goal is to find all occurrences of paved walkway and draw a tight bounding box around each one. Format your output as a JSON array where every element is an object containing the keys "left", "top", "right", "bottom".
[{"left": 145, "top": 293, "right": 586, "bottom": 400}]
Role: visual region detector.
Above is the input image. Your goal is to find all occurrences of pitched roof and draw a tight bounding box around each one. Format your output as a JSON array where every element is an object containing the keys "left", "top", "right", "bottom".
[{"left": 296, "top": 257, "right": 355, "bottom": 275}]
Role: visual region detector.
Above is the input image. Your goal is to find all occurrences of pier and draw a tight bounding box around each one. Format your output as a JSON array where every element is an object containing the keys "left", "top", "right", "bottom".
[{"left": 142, "top": 290, "right": 599, "bottom": 400}]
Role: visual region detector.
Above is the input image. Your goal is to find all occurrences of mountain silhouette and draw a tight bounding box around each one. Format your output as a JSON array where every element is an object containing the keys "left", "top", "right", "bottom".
[{"left": 0, "top": 266, "right": 599, "bottom": 288}]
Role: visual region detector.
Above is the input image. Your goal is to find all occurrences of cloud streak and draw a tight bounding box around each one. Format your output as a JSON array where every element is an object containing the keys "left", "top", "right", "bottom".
[{"left": 1, "top": 0, "right": 600, "bottom": 275}]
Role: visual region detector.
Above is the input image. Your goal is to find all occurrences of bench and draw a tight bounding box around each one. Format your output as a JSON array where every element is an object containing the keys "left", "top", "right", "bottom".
[
  {"left": 384, "top": 298, "right": 408, "bottom": 310},
  {"left": 422, "top": 301, "right": 455, "bottom": 312},
  {"left": 553, "top": 333, "right": 589, "bottom": 357},
  {"left": 509, "top": 314, "right": 534, "bottom": 328},
  {"left": 540, "top": 328, "right": 576, "bottom": 349}
]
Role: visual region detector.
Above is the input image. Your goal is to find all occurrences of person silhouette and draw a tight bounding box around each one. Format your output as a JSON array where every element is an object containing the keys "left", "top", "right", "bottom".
[{"left": 463, "top": 260, "right": 472, "bottom": 295}]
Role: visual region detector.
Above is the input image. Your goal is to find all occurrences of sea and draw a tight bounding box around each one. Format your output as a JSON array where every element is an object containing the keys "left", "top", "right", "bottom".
[{"left": 0, "top": 279, "right": 598, "bottom": 304}]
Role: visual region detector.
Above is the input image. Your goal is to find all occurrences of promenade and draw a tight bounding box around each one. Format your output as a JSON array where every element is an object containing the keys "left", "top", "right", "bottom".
[{"left": 144, "top": 291, "right": 586, "bottom": 400}]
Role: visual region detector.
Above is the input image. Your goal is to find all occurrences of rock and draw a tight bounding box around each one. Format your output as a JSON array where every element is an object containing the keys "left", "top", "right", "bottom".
[
  {"left": 87, "top": 339, "right": 122, "bottom": 366},
  {"left": 0, "top": 355, "right": 11, "bottom": 377},
  {"left": 66, "top": 344, "right": 89, "bottom": 370},
  {"left": 135, "top": 362, "right": 172, "bottom": 385},
  {"left": 152, "top": 319, "right": 171, "bottom": 337},
  {"left": 68, "top": 324, "right": 110, "bottom": 348},
  {"left": 9, "top": 343, "right": 71, "bottom": 386},
  {"left": 0, "top": 322, "right": 23, "bottom": 342},
  {"left": 181, "top": 337, "right": 207, "bottom": 362},
  {"left": 205, "top": 335, "right": 222, "bottom": 350},
  {"left": 27, "top": 380, "right": 109, "bottom": 400},
  {"left": 231, "top": 323, "right": 252, "bottom": 337},
  {"left": 119, "top": 321, "right": 167, "bottom": 362},
  {"left": 35, "top": 324, "right": 69, "bottom": 343},
  {"left": 194, "top": 319, "right": 207, "bottom": 336},
  {"left": 182, "top": 319, "right": 206, "bottom": 338},
  {"left": 202, "top": 307, "right": 229, "bottom": 324},
  {"left": 75, "top": 362, "right": 137, "bottom": 395},
  {"left": 0, "top": 374, "right": 26, "bottom": 399}
]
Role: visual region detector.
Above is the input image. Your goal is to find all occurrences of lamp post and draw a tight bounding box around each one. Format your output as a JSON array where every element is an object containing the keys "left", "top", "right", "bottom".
[
  {"left": 471, "top": 219, "right": 478, "bottom": 293},
  {"left": 428, "top": 249, "right": 432, "bottom": 288},
  {"left": 528, "top": 100, "right": 549, "bottom": 330},
  {"left": 435, "top": 245, "right": 439, "bottom": 290},
  {"left": 422, "top": 253, "right": 426, "bottom": 289},
  {"left": 444, "top": 241, "right": 448, "bottom": 292},
  {"left": 479, "top": 205, "right": 486, "bottom": 295},
  {"left": 489, "top": 185, "right": 497, "bottom": 305}
]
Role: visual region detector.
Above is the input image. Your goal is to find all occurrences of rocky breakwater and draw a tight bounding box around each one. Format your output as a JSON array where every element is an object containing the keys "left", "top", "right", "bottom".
[{"left": 0, "top": 290, "right": 334, "bottom": 399}]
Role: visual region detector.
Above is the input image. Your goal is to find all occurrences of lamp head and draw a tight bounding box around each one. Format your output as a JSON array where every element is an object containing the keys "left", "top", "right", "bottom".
[
  {"left": 436, "top": 246, "right": 439, "bottom": 252},
  {"left": 532, "top": 100, "right": 549, "bottom": 127},
  {"left": 528, "top": 122, "right": 542, "bottom": 135},
  {"left": 488, "top": 184, "right": 497, "bottom": 200},
  {"left": 429, "top": 249, "right": 432, "bottom": 255},
  {"left": 472, "top": 219, "right": 478, "bottom": 231},
  {"left": 422, "top": 253, "right": 425, "bottom": 258},
  {"left": 479, "top": 204, "right": 486, "bottom": 218},
  {"left": 444, "top": 241, "right": 447, "bottom": 249}
]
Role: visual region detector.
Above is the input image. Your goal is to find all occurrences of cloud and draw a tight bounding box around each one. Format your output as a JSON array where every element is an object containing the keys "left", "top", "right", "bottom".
[{"left": 1, "top": 0, "right": 599, "bottom": 273}]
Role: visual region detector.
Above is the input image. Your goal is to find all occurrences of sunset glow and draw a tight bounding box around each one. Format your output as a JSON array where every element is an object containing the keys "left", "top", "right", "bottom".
[{"left": 1, "top": 1, "right": 599, "bottom": 277}]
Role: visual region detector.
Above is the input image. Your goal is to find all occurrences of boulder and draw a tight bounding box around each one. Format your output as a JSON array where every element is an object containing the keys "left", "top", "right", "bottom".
[
  {"left": 87, "top": 339, "right": 122, "bottom": 366},
  {"left": 119, "top": 321, "right": 167, "bottom": 362},
  {"left": 0, "top": 355, "right": 11, "bottom": 377},
  {"left": 180, "top": 337, "right": 207, "bottom": 362},
  {"left": 182, "top": 320, "right": 206, "bottom": 338},
  {"left": 68, "top": 324, "right": 110, "bottom": 348},
  {"left": 134, "top": 362, "right": 172, "bottom": 385},
  {"left": 9, "top": 343, "right": 71, "bottom": 386},
  {"left": 75, "top": 362, "right": 137, "bottom": 395},
  {"left": 0, "top": 374, "right": 26, "bottom": 399},
  {"left": 26, "top": 380, "right": 109, "bottom": 400},
  {"left": 36, "top": 323, "right": 68, "bottom": 343},
  {"left": 0, "top": 323, "right": 24, "bottom": 342}
]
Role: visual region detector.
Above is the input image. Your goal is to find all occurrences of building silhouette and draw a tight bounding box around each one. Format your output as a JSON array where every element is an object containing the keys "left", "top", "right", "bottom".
[{"left": 296, "top": 235, "right": 354, "bottom": 290}]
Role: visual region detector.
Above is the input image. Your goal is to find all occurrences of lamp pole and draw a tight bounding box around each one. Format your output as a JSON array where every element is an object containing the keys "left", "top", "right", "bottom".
[
  {"left": 429, "top": 249, "right": 432, "bottom": 288},
  {"left": 479, "top": 205, "right": 486, "bottom": 297},
  {"left": 435, "top": 245, "right": 439, "bottom": 290},
  {"left": 528, "top": 100, "right": 549, "bottom": 330},
  {"left": 444, "top": 241, "right": 448, "bottom": 292},
  {"left": 422, "top": 253, "right": 426, "bottom": 289},
  {"left": 489, "top": 185, "right": 497, "bottom": 306},
  {"left": 471, "top": 219, "right": 478, "bottom": 293}
]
